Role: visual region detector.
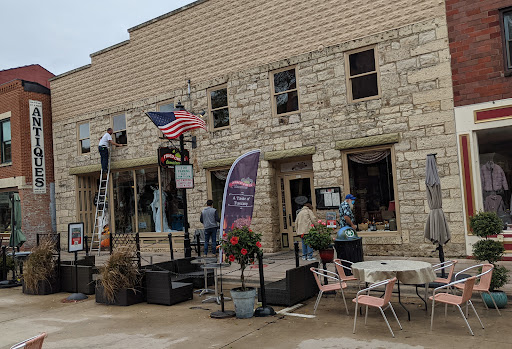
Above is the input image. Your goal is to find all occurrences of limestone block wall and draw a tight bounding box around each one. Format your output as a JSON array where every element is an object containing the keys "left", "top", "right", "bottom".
[{"left": 53, "top": 16, "right": 465, "bottom": 256}]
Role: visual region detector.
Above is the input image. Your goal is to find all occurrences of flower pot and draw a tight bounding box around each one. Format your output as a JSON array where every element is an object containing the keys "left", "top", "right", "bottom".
[
  {"left": 319, "top": 248, "right": 334, "bottom": 263},
  {"left": 482, "top": 291, "right": 508, "bottom": 309},
  {"left": 230, "top": 287, "right": 257, "bottom": 319},
  {"left": 22, "top": 277, "right": 60, "bottom": 295},
  {"left": 95, "top": 283, "right": 144, "bottom": 306}
]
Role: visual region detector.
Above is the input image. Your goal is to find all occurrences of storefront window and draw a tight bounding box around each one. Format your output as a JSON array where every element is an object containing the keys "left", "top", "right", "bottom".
[
  {"left": 0, "top": 192, "right": 13, "bottom": 233},
  {"left": 210, "top": 169, "right": 228, "bottom": 212},
  {"left": 346, "top": 149, "right": 397, "bottom": 231},
  {"left": 136, "top": 168, "right": 159, "bottom": 232},
  {"left": 112, "top": 171, "right": 135, "bottom": 233},
  {"left": 477, "top": 126, "right": 512, "bottom": 228},
  {"left": 161, "top": 167, "right": 184, "bottom": 231}
]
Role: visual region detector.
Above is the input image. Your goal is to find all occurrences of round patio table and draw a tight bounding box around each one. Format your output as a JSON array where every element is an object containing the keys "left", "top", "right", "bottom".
[
  {"left": 191, "top": 257, "right": 217, "bottom": 296},
  {"left": 351, "top": 260, "right": 436, "bottom": 320}
]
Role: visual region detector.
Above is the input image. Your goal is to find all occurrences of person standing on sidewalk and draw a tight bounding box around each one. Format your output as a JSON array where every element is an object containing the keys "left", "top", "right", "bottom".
[
  {"left": 339, "top": 194, "right": 357, "bottom": 230},
  {"left": 200, "top": 200, "right": 220, "bottom": 256},
  {"left": 98, "top": 128, "right": 124, "bottom": 172},
  {"left": 295, "top": 202, "right": 317, "bottom": 261}
]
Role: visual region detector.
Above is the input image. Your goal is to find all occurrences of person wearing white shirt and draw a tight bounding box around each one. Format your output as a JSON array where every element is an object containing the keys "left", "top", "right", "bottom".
[{"left": 98, "top": 128, "right": 124, "bottom": 171}]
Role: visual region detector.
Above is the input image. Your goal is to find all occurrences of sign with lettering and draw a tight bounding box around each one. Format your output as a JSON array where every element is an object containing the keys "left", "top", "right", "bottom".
[
  {"left": 68, "top": 222, "right": 84, "bottom": 252},
  {"left": 175, "top": 164, "right": 194, "bottom": 189},
  {"left": 158, "top": 147, "right": 189, "bottom": 168},
  {"left": 29, "top": 100, "right": 46, "bottom": 194}
]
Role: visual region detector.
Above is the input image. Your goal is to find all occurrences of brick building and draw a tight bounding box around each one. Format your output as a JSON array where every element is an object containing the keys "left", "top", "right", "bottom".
[
  {"left": 50, "top": 0, "right": 465, "bottom": 257},
  {"left": 0, "top": 65, "right": 55, "bottom": 247},
  {"left": 447, "top": 0, "right": 512, "bottom": 257}
]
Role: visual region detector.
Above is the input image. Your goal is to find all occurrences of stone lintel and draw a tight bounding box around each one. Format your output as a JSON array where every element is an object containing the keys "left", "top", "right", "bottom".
[
  {"left": 263, "top": 146, "right": 316, "bottom": 161},
  {"left": 202, "top": 157, "right": 238, "bottom": 169},
  {"left": 335, "top": 133, "right": 400, "bottom": 151},
  {"left": 69, "top": 156, "right": 157, "bottom": 175}
]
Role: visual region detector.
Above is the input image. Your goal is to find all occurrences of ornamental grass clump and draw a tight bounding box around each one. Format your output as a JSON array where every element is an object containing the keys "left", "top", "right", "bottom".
[
  {"left": 470, "top": 211, "right": 510, "bottom": 291},
  {"left": 221, "top": 226, "right": 262, "bottom": 291},
  {"left": 23, "top": 239, "right": 57, "bottom": 293},
  {"left": 98, "top": 249, "right": 141, "bottom": 302},
  {"left": 303, "top": 220, "right": 335, "bottom": 251}
]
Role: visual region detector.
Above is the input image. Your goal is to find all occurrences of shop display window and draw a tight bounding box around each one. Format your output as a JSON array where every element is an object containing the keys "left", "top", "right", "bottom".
[
  {"left": 345, "top": 148, "right": 397, "bottom": 231},
  {"left": 477, "top": 126, "right": 512, "bottom": 228},
  {"left": 136, "top": 168, "right": 159, "bottom": 232},
  {"left": 0, "top": 192, "right": 13, "bottom": 234},
  {"left": 160, "top": 167, "right": 184, "bottom": 231},
  {"left": 112, "top": 171, "right": 135, "bottom": 233}
]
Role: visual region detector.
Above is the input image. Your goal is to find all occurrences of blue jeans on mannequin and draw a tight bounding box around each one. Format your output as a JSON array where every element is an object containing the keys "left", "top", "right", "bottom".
[
  {"left": 301, "top": 237, "right": 313, "bottom": 259},
  {"left": 204, "top": 227, "right": 217, "bottom": 255}
]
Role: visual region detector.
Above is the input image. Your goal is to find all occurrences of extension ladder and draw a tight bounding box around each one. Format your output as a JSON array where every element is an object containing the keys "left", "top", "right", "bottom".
[{"left": 90, "top": 147, "right": 111, "bottom": 255}]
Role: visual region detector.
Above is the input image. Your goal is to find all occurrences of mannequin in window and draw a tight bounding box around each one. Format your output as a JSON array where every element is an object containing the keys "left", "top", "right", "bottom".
[{"left": 150, "top": 187, "right": 170, "bottom": 232}]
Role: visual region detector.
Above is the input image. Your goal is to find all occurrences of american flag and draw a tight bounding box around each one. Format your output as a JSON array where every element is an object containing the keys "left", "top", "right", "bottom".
[{"left": 146, "top": 110, "right": 206, "bottom": 139}]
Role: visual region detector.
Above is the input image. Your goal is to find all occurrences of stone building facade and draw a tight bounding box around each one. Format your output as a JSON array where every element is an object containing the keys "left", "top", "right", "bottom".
[{"left": 50, "top": 0, "right": 465, "bottom": 256}]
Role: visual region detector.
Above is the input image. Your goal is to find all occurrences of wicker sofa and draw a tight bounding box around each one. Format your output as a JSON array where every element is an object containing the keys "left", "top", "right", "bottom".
[{"left": 146, "top": 257, "right": 214, "bottom": 289}]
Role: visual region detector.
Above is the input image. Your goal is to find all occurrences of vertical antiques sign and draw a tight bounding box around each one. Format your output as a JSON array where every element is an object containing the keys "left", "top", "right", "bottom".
[{"left": 29, "top": 100, "right": 46, "bottom": 194}]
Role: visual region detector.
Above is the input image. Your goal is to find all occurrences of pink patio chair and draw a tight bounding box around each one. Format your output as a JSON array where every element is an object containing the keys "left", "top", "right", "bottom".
[
  {"left": 430, "top": 275, "right": 484, "bottom": 336},
  {"left": 352, "top": 277, "right": 402, "bottom": 337},
  {"left": 310, "top": 267, "right": 348, "bottom": 314},
  {"left": 333, "top": 258, "right": 360, "bottom": 289},
  {"left": 10, "top": 332, "right": 47, "bottom": 349},
  {"left": 453, "top": 263, "right": 501, "bottom": 316},
  {"left": 432, "top": 260, "right": 458, "bottom": 287}
]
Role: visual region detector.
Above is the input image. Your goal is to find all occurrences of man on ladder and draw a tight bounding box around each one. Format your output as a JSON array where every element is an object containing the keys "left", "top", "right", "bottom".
[{"left": 98, "top": 128, "right": 124, "bottom": 171}]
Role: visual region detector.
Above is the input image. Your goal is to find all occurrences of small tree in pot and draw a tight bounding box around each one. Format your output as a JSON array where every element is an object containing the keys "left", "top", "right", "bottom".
[
  {"left": 303, "top": 220, "right": 335, "bottom": 262},
  {"left": 222, "top": 226, "right": 262, "bottom": 318},
  {"left": 470, "top": 211, "right": 510, "bottom": 308}
]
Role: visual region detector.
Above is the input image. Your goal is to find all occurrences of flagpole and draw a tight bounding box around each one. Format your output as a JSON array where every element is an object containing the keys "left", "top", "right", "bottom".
[{"left": 176, "top": 104, "right": 192, "bottom": 258}]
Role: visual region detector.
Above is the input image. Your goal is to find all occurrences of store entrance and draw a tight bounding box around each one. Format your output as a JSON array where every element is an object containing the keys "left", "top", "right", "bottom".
[{"left": 277, "top": 172, "right": 315, "bottom": 250}]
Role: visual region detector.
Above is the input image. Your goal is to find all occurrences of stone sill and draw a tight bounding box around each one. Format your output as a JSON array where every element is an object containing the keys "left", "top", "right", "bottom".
[{"left": 0, "top": 162, "right": 12, "bottom": 168}]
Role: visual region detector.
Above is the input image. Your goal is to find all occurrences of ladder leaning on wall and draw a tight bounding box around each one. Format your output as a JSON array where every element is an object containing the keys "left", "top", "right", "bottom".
[{"left": 90, "top": 147, "right": 111, "bottom": 255}]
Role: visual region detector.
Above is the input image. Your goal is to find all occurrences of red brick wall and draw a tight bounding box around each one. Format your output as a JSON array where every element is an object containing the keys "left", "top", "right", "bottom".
[
  {"left": 446, "top": 0, "right": 512, "bottom": 106},
  {"left": 0, "top": 65, "right": 54, "bottom": 89}
]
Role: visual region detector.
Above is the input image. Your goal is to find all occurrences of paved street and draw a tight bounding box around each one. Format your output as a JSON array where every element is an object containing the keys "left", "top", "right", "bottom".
[{"left": 1, "top": 251, "right": 511, "bottom": 348}]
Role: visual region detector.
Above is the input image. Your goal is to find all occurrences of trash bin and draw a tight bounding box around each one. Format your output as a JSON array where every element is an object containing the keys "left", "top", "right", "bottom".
[{"left": 334, "top": 226, "right": 363, "bottom": 276}]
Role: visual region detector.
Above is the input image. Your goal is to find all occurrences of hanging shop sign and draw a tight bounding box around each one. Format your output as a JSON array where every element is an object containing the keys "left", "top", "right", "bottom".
[
  {"left": 158, "top": 147, "right": 189, "bottom": 168},
  {"left": 29, "top": 100, "right": 46, "bottom": 194},
  {"left": 175, "top": 164, "right": 194, "bottom": 189}
]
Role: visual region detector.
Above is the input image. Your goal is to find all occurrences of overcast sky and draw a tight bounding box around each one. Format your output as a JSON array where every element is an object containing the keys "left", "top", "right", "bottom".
[{"left": 0, "top": 0, "right": 193, "bottom": 76}]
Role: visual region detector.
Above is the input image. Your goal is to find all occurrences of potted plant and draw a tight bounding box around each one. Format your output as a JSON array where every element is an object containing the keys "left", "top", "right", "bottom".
[
  {"left": 95, "top": 249, "right": 143, "bottom": 306},
  {"left": 221, "top": 226, "right": 262, "bottom": 318},
  {"left": 23, "top": 239, "right": 60, "bottom": 295},
  {"left": 469, "top": 211, "right": 510, "bottom": 308},
  {"left": 303, "top": 220, "right": 335, "bottom": 263}
]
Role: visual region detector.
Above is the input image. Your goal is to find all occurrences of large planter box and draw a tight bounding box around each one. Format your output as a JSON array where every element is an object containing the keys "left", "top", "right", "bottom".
[
  {"left": 61, "top": 256, "right": 96, "bottom": 267},
  {"left": 95, "top": 283, "right": 144, "bottom": 306},
  {"left": 22, "top": 277, "right": 60, "bottom": 295},
  {"left": 60, "top": 265, "right": 95, "bottom": 295},
  {"left": 146, "top": 270, "right": 193, "bottom": 306}
]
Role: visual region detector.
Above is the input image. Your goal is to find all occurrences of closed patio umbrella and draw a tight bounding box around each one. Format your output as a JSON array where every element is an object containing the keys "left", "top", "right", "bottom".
[
  {"left": 424, "top": 154, "right": 450, "bottom": 275},
  {"left": 9, "top": 193, "right": 26, "bottom": 249}
]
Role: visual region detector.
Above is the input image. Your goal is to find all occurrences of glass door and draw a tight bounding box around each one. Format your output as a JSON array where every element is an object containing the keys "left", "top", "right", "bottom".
[{"left": 278, "top": 173, "right": 315, "bottom": 249}]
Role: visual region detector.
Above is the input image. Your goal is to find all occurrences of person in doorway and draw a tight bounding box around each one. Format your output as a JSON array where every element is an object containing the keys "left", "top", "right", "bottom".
[
  {"left": 200, "top": 200, "right": 220, "bottom": 256},
  {"left": 98, "top": 128, "right": 124, "bottom": 172},
  {"left": 295, "top": 202, "right": 317, "bottom": 261},
  {"left": 339, "top": 194, "right": 357, "bottom": 230}
]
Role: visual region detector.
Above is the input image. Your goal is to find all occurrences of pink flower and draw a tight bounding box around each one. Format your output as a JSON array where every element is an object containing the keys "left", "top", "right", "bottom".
[
  {"left": 321, "top": 222, "right": 326, "bottom": 226},
  {"left": 230, "top": 236, "right": 239, "bottom": 245},
  {"left": 241, "top": 248, "right": 248, "bottom": 255},
  {"left": 310, "top": 224, "right": 314, "bottom": 227},
  {"left": 256, "top": 241, "right": 262, "bottom": 248},
  {"left": 318, "top": 220, "right": 322, "bottom": 223},
  {"left": 229, "top": 254, "right": 235, "bottom": 262}
]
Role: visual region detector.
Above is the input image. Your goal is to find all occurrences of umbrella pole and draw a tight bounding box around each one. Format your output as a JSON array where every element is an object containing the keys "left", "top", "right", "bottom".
[{"left": 437, "top": 244, "right": 446, "bottom": 279}]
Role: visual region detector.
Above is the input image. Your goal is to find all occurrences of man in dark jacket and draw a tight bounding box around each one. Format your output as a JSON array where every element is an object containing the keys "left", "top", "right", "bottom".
[{"left": 200, "top": 200, "right": 220, "bottom": 256}]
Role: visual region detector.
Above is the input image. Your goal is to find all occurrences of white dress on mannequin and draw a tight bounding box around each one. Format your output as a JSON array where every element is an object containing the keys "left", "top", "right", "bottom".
[{"left": 150, "top": 189, "right": 170, "bottom": 232}]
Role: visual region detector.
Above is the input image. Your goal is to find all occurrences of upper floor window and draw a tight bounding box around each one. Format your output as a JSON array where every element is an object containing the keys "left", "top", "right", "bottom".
[
  {"left": 0, "top": 118, "right": 11, "bottom": 163},
  {"left": 346, "top": 47, "right": 380, "bottom": 102},
  {"left": 271, "top": 67, "right": 299, "bottom": 116},
  {"left": 208, "top": 85, "right": 229, "bottom": 129},
  {"left": 501, "top": 9, "right": 512, "bottom": 73},
  {"left": 112, "top": 114, "right": 127, "bottom": 145},
  {"left": 78, "top": 122, "right": 90, "bottom": 154}
]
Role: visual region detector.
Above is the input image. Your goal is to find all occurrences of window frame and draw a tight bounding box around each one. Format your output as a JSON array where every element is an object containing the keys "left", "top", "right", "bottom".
[
  {"left": 270, "top": 66, "right": 301, "bottom": 117},
  {"left": 111, "top": 113, "right": 127, "bottom": 145},
  {"left": 207, "top": 84, "right": 230, "bottom": 131},
  {"left": 341, "top": 144, "right": 400, "bottom": 236},
  {"left": 344, "top": 45, "right": 381, "bottom": 103},
  {"left": 500, "top": 7, "right": 512, "bottom": 76},
  {"left": 77, "top": 121, "right": 90, "bottom": 155},
  {"left": 206, "top": 166, "right": 230, "bottom": 212},
  {"left": 0, "top": 117, "right": 11, "bottom": 164}
]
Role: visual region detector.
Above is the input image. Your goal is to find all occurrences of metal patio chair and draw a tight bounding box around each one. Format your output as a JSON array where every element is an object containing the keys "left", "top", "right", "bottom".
[
  {"left": 310, "top": 267, "right": 348, "bottom": 314},
  {"left": 10, "top": 332, "right": 47, "bottom": 349}
]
